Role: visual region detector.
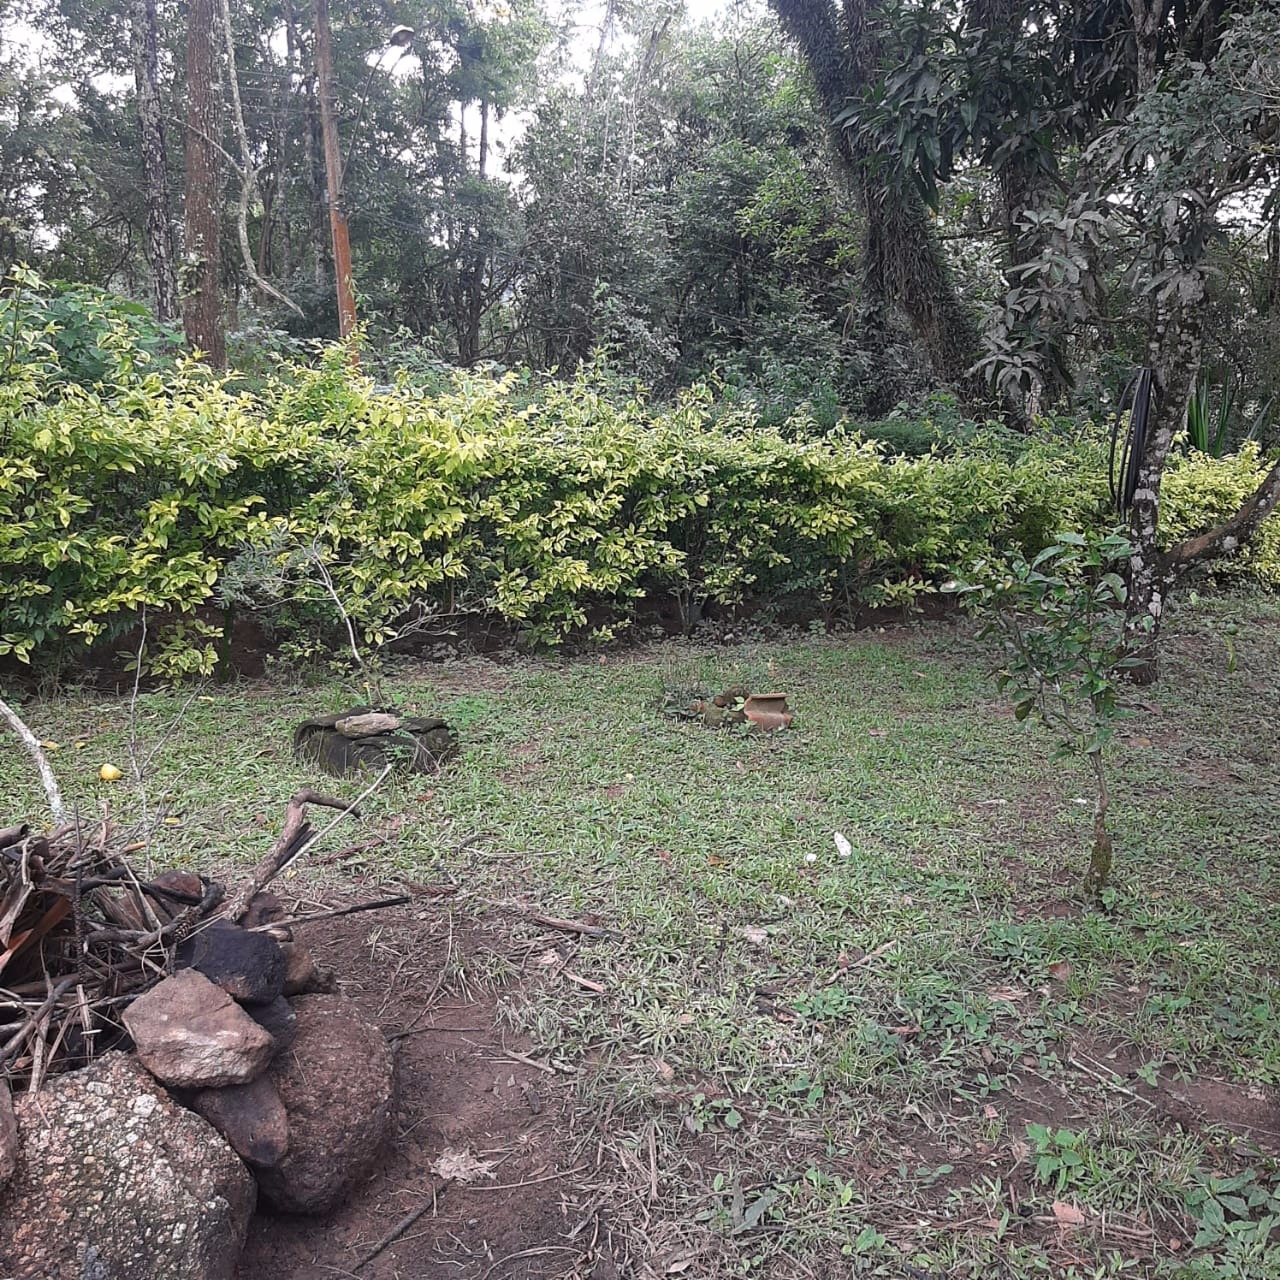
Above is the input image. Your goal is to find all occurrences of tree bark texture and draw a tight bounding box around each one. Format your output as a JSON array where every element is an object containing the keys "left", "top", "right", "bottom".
[
  {"left": 1124, "top": 244, "right": 1280, "bottom": 682},
  {"left": 769, "top": 0, "right": 991, "bottom": 411},
  {"left": 1128, "top": 0, "right": 1166, "bottom": 94},
  {"left": 182, "top": 0, "right": 226, "bottom": 366},
  {"left": 131, "top": 0, "right": 179, "bottom": 324}
]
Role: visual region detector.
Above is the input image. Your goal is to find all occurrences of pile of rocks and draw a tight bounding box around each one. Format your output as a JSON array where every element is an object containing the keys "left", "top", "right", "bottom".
[{"left": 0, "top": 897, "right": 398, "bottom": 1278}]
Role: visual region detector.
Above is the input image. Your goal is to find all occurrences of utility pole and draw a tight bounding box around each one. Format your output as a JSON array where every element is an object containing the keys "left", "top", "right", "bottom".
[{"left": 314, "top": 0, "right": 357, "bottom": 342}]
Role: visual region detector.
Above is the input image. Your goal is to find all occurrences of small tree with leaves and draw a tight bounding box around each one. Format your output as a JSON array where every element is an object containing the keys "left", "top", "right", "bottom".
[{"left": 953, "top": 532, "right": 1146, "bottom": 896}]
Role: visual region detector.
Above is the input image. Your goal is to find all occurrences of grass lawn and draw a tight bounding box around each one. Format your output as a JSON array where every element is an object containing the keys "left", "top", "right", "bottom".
[{"left": 4, "top": 593, "right": 1279, "bottom": 1278}]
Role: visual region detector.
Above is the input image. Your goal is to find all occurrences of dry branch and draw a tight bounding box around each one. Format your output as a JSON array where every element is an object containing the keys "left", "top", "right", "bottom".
[
  {"left": 351, "top": 1178, "right": 451, "bottom": 1271},
  {"left": 222, "top": 787, "right": 364, "bottom": 924},
  {"left": 0, "top": 698, "right": 67, "bottom": 823},
  {"left": 250, "top": 895, "right": 412, "bottom": 931}
]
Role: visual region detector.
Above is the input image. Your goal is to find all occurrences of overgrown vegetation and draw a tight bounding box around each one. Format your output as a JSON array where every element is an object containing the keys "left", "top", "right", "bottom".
[{"left": 3, "top": 282, "right": 1278, "bottom": 677}]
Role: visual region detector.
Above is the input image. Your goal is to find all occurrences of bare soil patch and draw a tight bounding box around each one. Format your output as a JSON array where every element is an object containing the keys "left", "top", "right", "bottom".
[{"left": 236, "top": 907, "right": 613, "bottom": 1280}]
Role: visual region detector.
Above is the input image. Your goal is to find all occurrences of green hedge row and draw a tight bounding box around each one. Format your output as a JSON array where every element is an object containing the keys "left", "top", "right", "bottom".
[{"left": 2, "top": 345, "right": 1277, "bottom": 674}]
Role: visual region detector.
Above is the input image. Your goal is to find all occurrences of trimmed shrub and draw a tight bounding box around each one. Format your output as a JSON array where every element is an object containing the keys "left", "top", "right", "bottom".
[{"left": 0, "top": 337, "right": 1276, "bottom": 673}]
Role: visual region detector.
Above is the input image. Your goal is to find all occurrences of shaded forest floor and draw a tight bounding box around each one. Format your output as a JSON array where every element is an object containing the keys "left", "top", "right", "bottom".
[{"left": 4, "top": 593, "right": 1280, "bottom": 1278}]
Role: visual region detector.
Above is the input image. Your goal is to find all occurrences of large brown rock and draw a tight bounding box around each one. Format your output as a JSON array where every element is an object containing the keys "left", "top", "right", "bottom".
[
  {"left": 0, "top": 1052, "right": 255, "bottom": 1280},
  {"left": 192, "top": 1075, "right": 289, "bottom": 1168},
  {"left": 176, "top": 921, "right": 286, "bottom": 1003},
  {"left": 253, "top": 995, "right": 397, "bottom": 1214},
  {"left": 124, "top": 969, "right": 275, "bottom": 1088}
]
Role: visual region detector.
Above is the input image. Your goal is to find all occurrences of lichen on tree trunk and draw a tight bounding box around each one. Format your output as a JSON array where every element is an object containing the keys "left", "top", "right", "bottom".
[{"left": 130, "top": 0, "right": 179, "bottom": 325}]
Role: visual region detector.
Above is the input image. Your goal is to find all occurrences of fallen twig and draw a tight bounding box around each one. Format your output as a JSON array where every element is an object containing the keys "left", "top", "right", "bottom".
[
  {"left": 463, "top": 1165, "right": 589, "bottom": 1193},
  {"left": 499, "top": 1049, "right": 558, "bottom": 1075},
  {"left": 853, "top": 940, "right": 897, "bottom": 967},
  {"left": 529, "top": 912, "right": 618, "bottom": 938},
  {"left": 317, "top": 836, "right": 385, "bottom": 866},
  {"left": 1067, "top": 1053, "right": 1156, "bottom": 1108},
  {"left": 0, "top": 977, "right": 76, "bottom": 1066},
  {"left": 484, "top": 899, "right": 619, "bottom": 939},
  {"left": 563, "top": 970, "right": 606, "bottom": 994},
  {"left": 351, "top": 1177, "right": 450, "bottom": 1271},
  {"left": 249, "top": 895, "right": 412, "bottom": 931}
]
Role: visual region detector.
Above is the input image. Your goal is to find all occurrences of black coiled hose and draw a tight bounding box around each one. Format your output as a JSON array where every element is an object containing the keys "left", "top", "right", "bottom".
[{"left": 1109, "top": 366, "right": 1153, "bottom": 514}]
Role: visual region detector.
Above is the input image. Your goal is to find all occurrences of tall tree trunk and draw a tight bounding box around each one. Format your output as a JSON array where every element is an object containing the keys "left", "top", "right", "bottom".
[
  {"left": 1128, "top": 0, "right": 1166, "bottom": 93},
  {"left": 315, "top": 0, "right": 357, "bottom": 341},
  {"left": 459, "top": 99, "right": 490, "bottom": 362},
  {"left": 969, "top": 0, "right": 1070, "bottom": 411},
  {"left": 182, "top": 0, "right": 225, "bottom": 366},
  {"left": 769, "top": 0, "right": 993, "bottom": 412},
  {"left": 131, "top": 0, "right": 179, "bottom": 323},
  {"left": 287, "top": 1, "right": 325, "bottom": 287},
  {"left": 258, "top": 176, "right": 275, "bottom": 277}
]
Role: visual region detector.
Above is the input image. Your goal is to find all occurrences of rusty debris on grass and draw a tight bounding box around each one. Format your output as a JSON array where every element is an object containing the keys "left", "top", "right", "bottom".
[{"left": 662, "top": 686, "right": 794, "bottom": 731}]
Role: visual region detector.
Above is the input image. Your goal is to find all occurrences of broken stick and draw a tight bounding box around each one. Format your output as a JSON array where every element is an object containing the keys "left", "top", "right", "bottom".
[
  {"left": 0, "top": 697, "right": 67, "bottom": 823},
  {"left": 223, "top": 775, "right": 384, "bottom": 923},
  {"left": 248, "top": 895, "right": 412, "bottom": 931}
]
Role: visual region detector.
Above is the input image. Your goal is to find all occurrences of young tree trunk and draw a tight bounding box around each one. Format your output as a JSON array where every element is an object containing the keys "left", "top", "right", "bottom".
[
  {"left": 131, "top": 0, "right": 179, "bottom": 324},
  {"left": 1122, "top": 298, "right": 1202, "bottom": 683},
  {"left": 182, "top": 0, "right": 226, "bottom": 366},
  {"left": 1083, "top": 750, "right": 1112, "bottom": 895}
]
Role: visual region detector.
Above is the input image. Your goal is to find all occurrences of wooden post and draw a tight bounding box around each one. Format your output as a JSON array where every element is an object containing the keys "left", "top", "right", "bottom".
[{"left": 314, "top": 0, "right": 357, "bottom": 343}]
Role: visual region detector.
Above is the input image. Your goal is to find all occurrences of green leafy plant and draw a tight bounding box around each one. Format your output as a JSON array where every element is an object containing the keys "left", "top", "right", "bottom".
[
  {"left": 1187, "top": 375, "right": 1237, "bottom": 458},
  {"left": 1182, "top": 1168, "right": 1280, "bottom": 1251},
  {"left": 1025, "top": 1123, "right": 1088, "bottom": 1192},
  {"left": 951, "top": 532, "right": 1143, "bottom": 894},
  {"left": 1186, "top": 374, "right": 1276, "bottom": 459}
]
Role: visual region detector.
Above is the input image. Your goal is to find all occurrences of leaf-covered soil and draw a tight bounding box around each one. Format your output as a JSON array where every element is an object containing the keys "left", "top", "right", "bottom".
[{"left": 4, "top": 592, "right": 1279, "bottom": 1278}]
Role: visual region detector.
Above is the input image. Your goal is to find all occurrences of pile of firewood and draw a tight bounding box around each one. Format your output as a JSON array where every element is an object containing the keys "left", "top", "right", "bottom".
[{"left": 0, "top": 788, "right": 386, "bottom": 1092}]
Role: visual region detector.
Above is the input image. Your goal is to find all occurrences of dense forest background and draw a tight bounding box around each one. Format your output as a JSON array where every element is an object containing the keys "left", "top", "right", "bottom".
[{"left": 2, "top": 0, "right": 1277, "bottom": 434}]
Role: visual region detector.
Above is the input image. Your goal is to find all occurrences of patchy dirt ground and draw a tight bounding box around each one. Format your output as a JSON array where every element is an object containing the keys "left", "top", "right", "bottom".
[
  {"left": 9, "top": 598, "right": 1280, "bottom": 1278},
  {"left": 237, "top": 907, "right": 625, "bottom": 1280}
]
